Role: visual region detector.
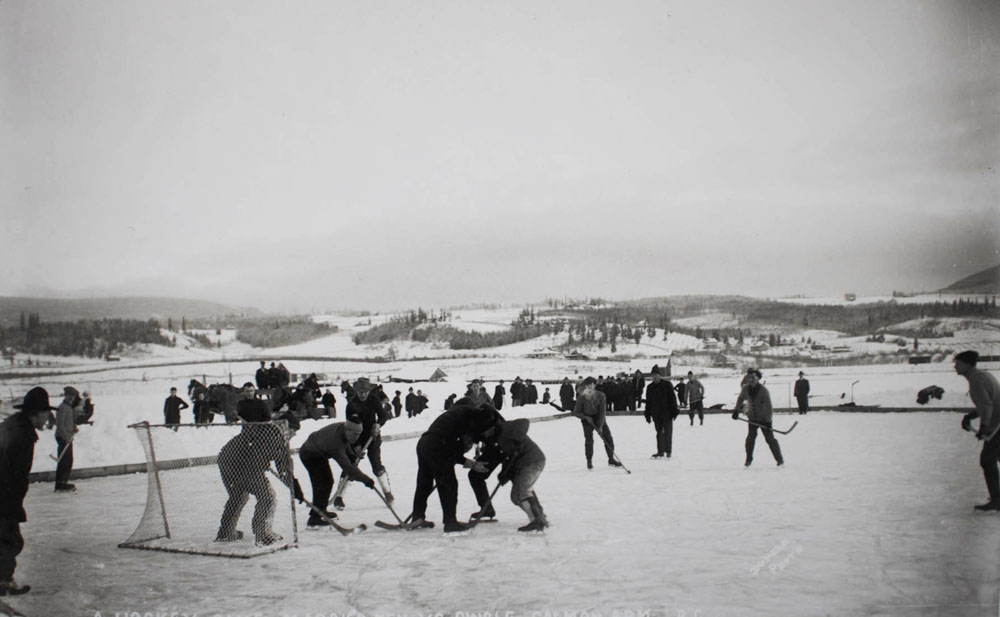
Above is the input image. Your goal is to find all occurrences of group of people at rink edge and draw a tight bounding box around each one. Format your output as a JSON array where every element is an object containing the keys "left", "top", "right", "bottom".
[{"left": 2, "top": 350, "right": 999, "bottom": 594}]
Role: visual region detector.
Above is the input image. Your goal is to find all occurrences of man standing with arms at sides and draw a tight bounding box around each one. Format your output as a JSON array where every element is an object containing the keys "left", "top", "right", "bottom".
[
  {"left": 0, "top": 387, "right": 56, "bottom": 596},
  {"left": 493, "top": 380, "right": 505, "bottom": 411},
  {"left": 955, "top": 351, "right": 1000, "bottom": 512},
  {"left": 405, "top": 387, "right": 417, "bottom": 418},
  {"left": 645, "top": 371, "right": 678, "bottom": 458},
  {"left": 686, "top": 371, "right": 705, "bottom": 426},
  {"left": 794, "top": 371, "right": 810, "bottom": 415}
]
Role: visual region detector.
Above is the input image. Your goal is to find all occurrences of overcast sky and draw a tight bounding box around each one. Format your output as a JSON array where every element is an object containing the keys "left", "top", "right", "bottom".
[{"left": 2, "top": 0, "right": 998, "bottom": 312}]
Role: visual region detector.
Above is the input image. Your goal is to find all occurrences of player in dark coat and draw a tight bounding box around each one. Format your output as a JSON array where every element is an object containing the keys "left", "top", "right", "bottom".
[
  {"left": 0, "top": 387, "right": 56, "bottom": 595},
  {"left": 733, "top": 369, "right": 783, "bottom": 467},
  {"left": 524, "top": 380, "right": 539, "bottom": 405},
  {"left": 510, "top": 377, "right": 524, "bottom": 407},
  {"left": 407, "top": 403, "right": 502, "bottom": 532},
  {"left": 495, "top": 418, "right": 548, "bottom": 532},
  {"left": 298, "top": 416, "right": 374, "bottom": 527},
  {"left": 645, "top": 372, "right": 679, "bottom": 458},
  {"left": 334, "top": 378, "right": 393, "bottom": 508}
]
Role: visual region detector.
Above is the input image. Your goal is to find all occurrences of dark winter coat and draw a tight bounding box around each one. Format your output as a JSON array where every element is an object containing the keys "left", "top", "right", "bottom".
[
  {"left": 346, "top": 394, "right": 391, "bottom": 446},
  {"left": 163, "top": 395, "right": 189, "bottom": 424},
  {"left": 674, "top": 381, "right": 687, "bottom": 406},
  {"left": 493, "top": 384, "right": 505, "bottom": 409},
  {"left": 645, "top": 380, "right": 678, "bottom": 420},
  {"left": 415, "top": 395, "right": 429, "bottom": 415},
  {"left": 255, "top": 368, "right": 270, "bottom": 389},
  {"left": 299, "top": 422, "right": 371, "bottom": 484},
  {"left": 405, "top": 393, "right": 417, "bottom": 414},
  {"left": 0, "top": 413, "right": 40, "bottom": 522},
  {"left": 559, "top": 383, "right": 575, "bottom": 410},
  {"left": 219, "top": 423, "right": 291, "bottom": 479},
  {"left": 525, "top": 384, "right": 539, "bottom": 405},
  {"left": 735, "top": 384, "right": 773, "bottom": 424},
  {"left": 794, "top": 378, "right": 810, "bottom": 400},
  {"left": 391, "top": 395, "right": 403, "bottom": 416},
  {"left": 322, "top": 391, "right": 337, "bottom": 409},
  {"left": 496, "top": 418, "right": 545, "bottom": 477},
  {"left": 573, "top": 392, "right": 608, "bottom": 430},
  {"left": 236, "top": 397, "right": 271, "bottom": 423}
]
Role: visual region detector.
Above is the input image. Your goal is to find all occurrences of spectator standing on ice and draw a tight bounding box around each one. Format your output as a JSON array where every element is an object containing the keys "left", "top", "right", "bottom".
[
  {"left": 632, "top": 369, "right": 646, "bottom": 410},
  {"left": 255, "top": 361, "right": 270, "bottom": 389},
  {"left": 321, "top": 389, "right": 337, "bottom": 417},
  {"left": 732, "top": 369, "right": 784, "bottom": 468},
  {"left": 686, "top": 371, "right": 705, "bottom": 426},
  {"left": 414, "top": 390, "right": 429, "bottom": 416},
  {"left": 525, "top": 379, "right": 539, "bottom": 405},
  {"left": 510, "top": 377, "right": 524, "bottom": 407},
  {"left": 54, "top": 387, "right": 81, "bottom": 493},
  {"left": 405, "top": 387, "right": 417, "bottom": 418},
  {"left": 444, "top": 394, "right": 457, "bottom": 411},
  {"left": 674, "top": 376, "right": 688, "bottom": 410},
  {"left": 163, "top": 386, "right": 189, "bottom": 425},
  {"left": 458, "top": 379, "right": 493, "bottom": 408},
  {"left": 298, "top": 416, "right": 374, "bottom": 528},
  {"left": 955, "top": 350, "right": 1000, "bottom": 512},
  {"left": 542, "top": 388, "right": 551, "bottom": 405},
  {"left": 77, "top": 391, "right": 95, "bottom": 424},
  {"left": 645, "top": 371, "right": 678, "bottom": 458},
  {"left": 391, "top": 391, "right": 403, "bottom": 418},
  {"left": 573, "top": 377, "right": 619, "bottom": 470},
  {"left": 559, "top": 378, "right": 575, "bottom": 411},
  {"left": 493, "top": 380, "right": 505, "bottom": 410},
  {"left": 0, "top": 387, "right": 57, "bottom": 596},
  {"left": 192, "top": 391, "right": 212, "bottom": 424},
  {"left": 794, "top": 371, "right": 810, "bottom": 415}
]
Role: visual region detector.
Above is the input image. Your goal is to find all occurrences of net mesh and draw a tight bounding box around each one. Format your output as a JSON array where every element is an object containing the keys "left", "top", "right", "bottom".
[{"left": 119, "top": 421, "right": 298, "bottom": 558}]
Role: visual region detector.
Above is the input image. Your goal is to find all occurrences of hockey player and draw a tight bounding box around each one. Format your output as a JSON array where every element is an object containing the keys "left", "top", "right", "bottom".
[
  {"left": 732, "top": 369, "right": 784, "bottom": 467},
  {"left": 954, "top": 350, "right": 1000, "bottom": 512},
  {"left": 644, "top": 371, "right": 678, "bottom": 458},
  {"left": 494, "top": 418, "right": 548, "bottom": 532},
  {"left": 298, "top": 416, "right": 376, "bottom": 527},
  {"left": 333, "top": 378, "right": 392, "bottom": 509},
  {"left": 406, "top": 403, "right": 502, "bottom": 533},
  {"left": 573, "top": 377, "right": 619, "bottom": 469},
  {"left": 215, "top": 384, "right": 296, "bottom": 545}
]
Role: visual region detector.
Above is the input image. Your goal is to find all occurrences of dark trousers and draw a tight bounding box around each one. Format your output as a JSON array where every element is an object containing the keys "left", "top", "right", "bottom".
[
  {"left": 688, "top": 400, "right": 704, "bottom": 424},
  {"left": 218, "top": 465, "right": 275, "bottom": 538},
  {"left": 0, "top": 519, "right": 23, "bottom": 582},
  {"left": 366, "top": 435, "right": 385, "bottom": 476},
  {"left": 299, "top": 445, "right": 334, "bottom": 514},
  {"left": 796, "top": 396, "right": 809, "bottom": 415},
  {"left": 746, "top": 423, "right": 783, "bottom": 464},
  {"left": 980, "top": 432, "right": 1000, "bottom": 502},
  {"left": 468, "top": 459, "right": 501, "bottom": 511},
  {"left": 56, "top": 437, "right": 73, "bottom": 486},
  {"left": 411, "top": 434, "right": 460, "bottom": 524},
  {"left": 582, "top": 420, "right": 615, "bottom": 462},
  {"left": 652, "top": 415, "right": 673, "bottom": 456}
]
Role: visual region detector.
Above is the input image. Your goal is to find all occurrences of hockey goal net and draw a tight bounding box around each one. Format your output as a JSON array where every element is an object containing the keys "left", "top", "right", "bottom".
[{"left": 119, "top": 421, "right": 299, "bottom": 558}]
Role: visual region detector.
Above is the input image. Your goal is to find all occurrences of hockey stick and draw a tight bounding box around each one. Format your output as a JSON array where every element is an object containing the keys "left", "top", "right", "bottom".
[
  {"left": 569, "top": 412, "right": 631, "bottom": 474},
  {"left": 49, "top": 428, "right": 80, "bottom": 463},
  {"left": 372, "top": 485, "right": 405, "bottom": 525},
  {"left": 266, "top": 468, "right": 365, "bottom": 535},
  {"left": 734, "top": 417, "right": 798, "bottom": 435},
  {"left": 470, "top": 481, "right": 504, "bottom": 527}
]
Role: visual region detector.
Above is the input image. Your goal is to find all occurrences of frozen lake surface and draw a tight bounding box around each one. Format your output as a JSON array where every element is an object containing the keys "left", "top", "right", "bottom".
[{"left": 7, "top": 411, "right": 1000, "bottom": 617}]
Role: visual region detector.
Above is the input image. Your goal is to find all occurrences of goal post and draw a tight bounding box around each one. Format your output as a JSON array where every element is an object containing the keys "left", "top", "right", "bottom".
[{"left": 119, "top": 421, "right": 299, "bottom": 558}]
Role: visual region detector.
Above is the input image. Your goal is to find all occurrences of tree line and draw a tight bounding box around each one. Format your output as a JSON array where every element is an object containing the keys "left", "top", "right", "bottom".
[{"left": 1, "top": 313, "right": 171, "bottom": 359}]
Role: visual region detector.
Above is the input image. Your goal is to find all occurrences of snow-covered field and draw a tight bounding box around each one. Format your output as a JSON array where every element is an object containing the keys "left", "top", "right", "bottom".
[
  {"left": 8, "top": 411, "right": 1000, "bottom": 617},
  {"left": 2, "top": 305, "right": 999, "bottom": 617}
]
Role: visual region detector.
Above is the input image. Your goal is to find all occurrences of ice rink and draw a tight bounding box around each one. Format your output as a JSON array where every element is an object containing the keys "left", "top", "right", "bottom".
[{"left": 7, "top": 410, "right": 1000, "bottom": 617}]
